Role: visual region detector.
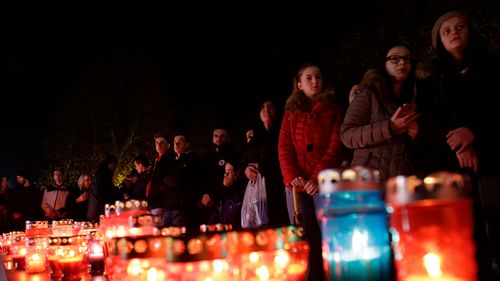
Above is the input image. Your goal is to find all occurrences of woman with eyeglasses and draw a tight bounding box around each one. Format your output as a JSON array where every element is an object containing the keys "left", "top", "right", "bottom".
[{"left": 340, "top": 42, "right": 419, "bottom": 181}]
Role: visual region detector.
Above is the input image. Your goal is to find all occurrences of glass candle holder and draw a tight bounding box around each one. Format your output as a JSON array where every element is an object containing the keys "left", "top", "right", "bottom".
[
  {"left": 128, "top": 214, "right": 161, "bottom": 237},
  {"left": 48, "top": 235, "right": 85, "bottom": 281},
  {"left": 25, "top": 237, "right": 47, "bottom": 273},
  {"left": 386, "top": 172, "right": 477, "bottom": 281},
  {"left": 1, "top": 231, "right": 24, "bottom": 270},
  {"left": 163, "top": 232, "right": 230, "bottom": 281},
  {"left": 226, "top": 225, "right": 309, "bottom": 281},
  {"left": 108, "top": 236, "right": 167, "bottom": 281},
  {"left": 315, "top": 167, "right": 391, "bottom": 281},
  {"left": 25, "top": 220, "right": 50, "bottom": 238},
  {"left": 52, "top": 220, "right": 75, "bottom": 237},
  {"left": 87, "top": 232, "right": 105, "bottom": 276},
  {"left": 101, "top": 200, "right": 150, "bottom": 280},
  {"left": 10, "top": 233, "right": 27, "bottom": 270}
]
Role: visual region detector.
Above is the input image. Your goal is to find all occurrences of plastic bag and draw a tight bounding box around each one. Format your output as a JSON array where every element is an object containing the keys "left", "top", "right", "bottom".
[{"left": 241, "top": 172, "right": 269, "bottom": 228}]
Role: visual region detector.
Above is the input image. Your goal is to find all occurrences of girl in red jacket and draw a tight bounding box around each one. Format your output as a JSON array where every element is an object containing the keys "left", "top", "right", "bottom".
[{"left": 278, "top": 62, "right": 344, "bottom": 281}]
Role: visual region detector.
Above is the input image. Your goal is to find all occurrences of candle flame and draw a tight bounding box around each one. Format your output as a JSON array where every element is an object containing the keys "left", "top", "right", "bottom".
[
  {"left": 147, "top": 267, "right": 157, "bottom": 281},
  {"left": 249, "top": 252, "right": 260, "bottom": 263},
  {"left": 256, "top": 265, "right": 270, "bottom": 280},
  {"left": 31, "top": 253, "right": 40, "bottom": 261},
  {"left": 352, "top": 229, "right": 368, "bottom": 254},
  {"left": 127, "top": 259, "right": 143, "bottom": 276},
  {"left": 423, "top": 252, "right": 443, "bottom": 277}
]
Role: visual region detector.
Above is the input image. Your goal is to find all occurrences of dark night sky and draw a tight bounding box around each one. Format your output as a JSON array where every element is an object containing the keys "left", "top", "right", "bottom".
[{"left": 2, "top": 2, "right": 498, "bottom": 179}]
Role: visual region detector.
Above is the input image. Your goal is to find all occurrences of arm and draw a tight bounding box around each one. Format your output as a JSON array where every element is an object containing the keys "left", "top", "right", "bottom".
[
  {"left": 278, "top": 113, "right": 304, "bottom": 189},
  {"left": 311, "top": 105, "right": 344, "bottom": 181},
  {"left": 341, "top": 91, "right": 393, "bottom": 149}
]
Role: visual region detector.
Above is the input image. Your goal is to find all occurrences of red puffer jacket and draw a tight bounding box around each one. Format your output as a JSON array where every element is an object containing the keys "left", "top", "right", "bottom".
[{"left": 278, "top": 99, "right": 343, "bottom": 190}]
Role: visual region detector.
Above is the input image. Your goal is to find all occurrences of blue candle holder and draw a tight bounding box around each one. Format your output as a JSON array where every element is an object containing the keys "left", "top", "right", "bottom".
[{"left": 315, "top": 167, "right": 391, "bottom": 281}]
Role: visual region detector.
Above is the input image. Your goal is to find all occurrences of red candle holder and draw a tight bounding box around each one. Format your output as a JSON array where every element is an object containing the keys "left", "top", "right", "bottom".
[
  {"left": 100, "top": 200, "right": 150, "bottom": 280},
  {"left": 10, "top": 233, "right": 26, "bottom": 270},
  {"left": 226, "top": 225, "right": 309, "bottom": 281},
  {"left": 108, "top": 236, "right": 167, "bottom": 280},
  {"left": 1, "top": 231, "right": 23, "bottom": 270},
  {"left": 386, "top": 172, "right": 477, "bottom": 281},
  {"left": 47, "top": 235, "right": 85, "bottom": 281},
  {"left": 25, "top": 220, "right": 50, "bottom": 238},
  {"left": 52, "top": 220, "right": 75, "bottom": 237},
  {"left": 25, "top": 237, "right": 47, "bottom": 274}
]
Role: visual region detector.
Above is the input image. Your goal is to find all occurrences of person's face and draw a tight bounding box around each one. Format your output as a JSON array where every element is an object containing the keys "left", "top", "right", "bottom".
[
  {"left": 173, "top": 135, "right": 190, "bottom": 155},
  {"left": 223, "top": 163, "right": 236, "bottom": 187},
  {"left": 82, "top": 176, "right": 92, "bottom": 189},
  {"left": 155, "top": 138, "right": 169, "bottom": 155},
  {"left": 385, "top": 46, "right": 412, "bottom": 82},
  {"left": 134, "top": 161, "right": 145, "bottom": 173},
  {"left": 53, "top": 170, "right": 63, "bottom": 183},
  {"left": 213, "top": 129, "right": 228, "bottom": 146},
  {"left": 298, "top": 66, "right": 323, "bottom": 99},
  {"left": 16, "top": 176, "right": 26, "bottom": 185},
  {"left": 439, "top": 16, "right": 469, "bottom": 55},
  {"left": 108, "top": 162, "right": 117, "bottom": 171},
  {"left": 260, "top": 101, "right": 276, "bottom": 123}
]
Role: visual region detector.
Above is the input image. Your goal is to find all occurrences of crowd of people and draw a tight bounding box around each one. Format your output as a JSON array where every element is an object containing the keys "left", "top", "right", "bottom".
[{"left": 0, "top": 11, "right": 499, "bottom": 280}]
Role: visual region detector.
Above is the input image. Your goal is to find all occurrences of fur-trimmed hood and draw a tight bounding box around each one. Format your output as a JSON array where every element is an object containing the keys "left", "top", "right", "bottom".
[
  {"left": 284, "top": 87, "right": 335, "bottom": 112},
  {"left": 359, "top": 69, "right": 394, "bottom": 110}
]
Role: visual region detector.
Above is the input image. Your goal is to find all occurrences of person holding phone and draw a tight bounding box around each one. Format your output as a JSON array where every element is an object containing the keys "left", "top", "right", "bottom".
[{"left": 341, "top": 41, "right": 419, "bottom": 181}]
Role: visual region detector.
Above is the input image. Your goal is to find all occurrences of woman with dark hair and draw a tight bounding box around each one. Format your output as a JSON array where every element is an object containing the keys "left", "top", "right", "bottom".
[
  {"left": 278, "top": 62, "right": 344, "bottom": 281},
  {"left": 341, "top": 43, "right": 419, "bottom": 181}
]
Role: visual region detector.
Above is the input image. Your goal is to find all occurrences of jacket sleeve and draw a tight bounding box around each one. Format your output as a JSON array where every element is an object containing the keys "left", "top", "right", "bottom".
[
  {"left": 340, "top": 91, "right": 392, "bottom": 149},
  {"left": 40, "top": 189, "right": 52, "bottom": 216},
  {"left": 278, "top": 113, "right": 304, "bottom": 189},
  {"left": 311, "top": 105, "right": 344, "bottom": 181}
]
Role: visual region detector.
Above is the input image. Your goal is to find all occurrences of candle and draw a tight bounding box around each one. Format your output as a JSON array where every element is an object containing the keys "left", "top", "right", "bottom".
[
  {"left": 59, "top": 256, "right": 83, "bottom": 281},
  {"left": 12, "top": 254, "right": 26, "bottom": 270},
  {"left": 386, "top": 173, "right": 477, "bottom": 281},
  {"left": 316, "top": 168, "right": 390, "bottom": 281},
  {"left": 47, "top": 256, "right": 63, "bottom": 278},
  {"left": 89, "top": 254, "right": 105, "bottom": 275},
  {"left": 25, "top": 253, "right": 45, "bottom": 273}
]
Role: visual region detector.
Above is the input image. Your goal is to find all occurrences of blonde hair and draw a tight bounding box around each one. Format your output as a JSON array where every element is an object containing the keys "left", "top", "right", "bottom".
[{"left": 78, "top": 174, "right": 92, "bottom": 190}]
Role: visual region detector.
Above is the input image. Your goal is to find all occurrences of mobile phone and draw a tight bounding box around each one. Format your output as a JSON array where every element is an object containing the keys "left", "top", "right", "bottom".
[{"left": 399, "top": 103, "right": 416, "bottom": 117}]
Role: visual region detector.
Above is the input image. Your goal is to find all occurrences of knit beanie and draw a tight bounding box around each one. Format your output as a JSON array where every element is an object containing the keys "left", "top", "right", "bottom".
[{"left": 431, "top": 11, "right": 467, "bottom": 50}]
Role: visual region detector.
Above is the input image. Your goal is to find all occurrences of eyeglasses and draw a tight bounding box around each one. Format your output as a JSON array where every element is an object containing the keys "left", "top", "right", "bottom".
[{"left": 386, "top": 55, "right": 412, "bottom": 64}]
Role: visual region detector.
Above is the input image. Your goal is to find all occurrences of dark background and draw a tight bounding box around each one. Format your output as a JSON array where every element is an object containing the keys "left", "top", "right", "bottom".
[{"left": 2, "top": 1, "right": 499, "bottom": 183}]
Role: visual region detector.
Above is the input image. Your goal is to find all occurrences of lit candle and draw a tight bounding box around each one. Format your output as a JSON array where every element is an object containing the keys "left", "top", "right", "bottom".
[
  {"left": 386, "top": 173, "right": 478, "bottom": 281},
  {"left": 326, "top": 230, "right": 389, "bottom": 281},
  {"left": 25, "top": 252, "right": 45, "bottom": 273},
  {"left": 88, "top": 241, "right": 105, "bottom": 275},
  {"left": 316, "top": 168, "right": 390, "bottom": 281},
  {"left": 404, "top": 253, "right": 466, "bottom": 281},
  {"left": 59, "top": 256, "right": 83, "bottom": 281}
]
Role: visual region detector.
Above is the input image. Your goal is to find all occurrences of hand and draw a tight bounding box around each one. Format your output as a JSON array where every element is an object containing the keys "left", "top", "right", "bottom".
[
  {"left": 304, "top": 180, "right": 319, "bottom": 195},
  {"left": 245, "top": 165, "right": 259, "bottom": 181},
  {"left": 201, "top": 194, "right": 213, "bottom": 207},
  {"left": 407, "top": 121, "right": 419, "bottom": 140},
  {"left": 76, "top": 192, "right": 89, "bottom": 203},
  {"left": 446, "top": 127, "right": 475, "bottom": 152},
  {"left": 290, "top": 177, "right": 306, "bottom": 191},
  {"left": 456, "top": 145, "right": 479, "bottom": 173},
  {"left": 390, "top": 107, "right": 419, "bottom": 135}
]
